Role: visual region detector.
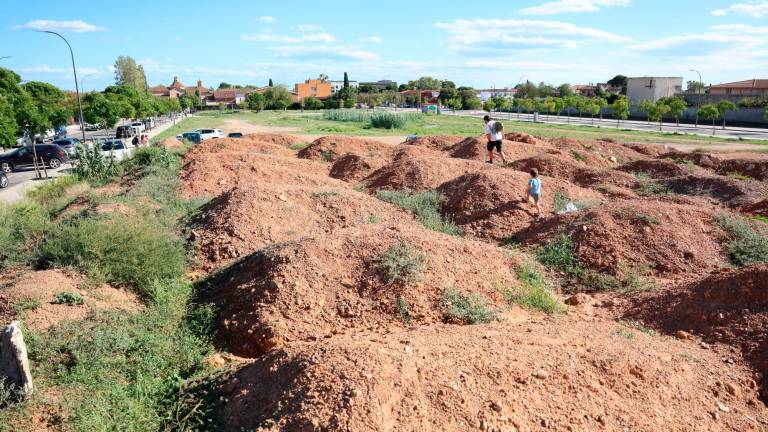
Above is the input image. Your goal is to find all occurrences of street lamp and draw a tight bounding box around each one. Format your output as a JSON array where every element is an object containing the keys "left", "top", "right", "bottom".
[
  {"left": 38, "top": 30, "right": 86, "bottom": 142},
  {"left": 690, "top": 69, "right": 703, "bottom": 127}
]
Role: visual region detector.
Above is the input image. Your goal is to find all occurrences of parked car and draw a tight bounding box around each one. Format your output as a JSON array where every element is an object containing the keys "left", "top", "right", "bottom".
[
  {"left": 130, "top": 121, "right": 146, "bottom": 133},
  {"left": 0, "top": 172, "right": 7, "bottom": 189},
  {"left": 52, "top": 137, "right": 82, "bottom": 157},
  {"left": 116, "top": 125, "right": 134, "bottom": 138},
  {"left": 0, "top": 144, "right": 68, "bottom": 172},
  {"left": 227, "top": 132, "right": 243, "bottom": 138},
  {"left": 177, "top": 132, "right": 201, "bottom": 144},
  {"left": 101, "top": 140, "right": 130, "bottom": 161},
  {"left": 83, "top": 122, "right": 100, "bottom": 131},
  {"left": 199, "top": 128, "right": 224, "bottom": 140}
]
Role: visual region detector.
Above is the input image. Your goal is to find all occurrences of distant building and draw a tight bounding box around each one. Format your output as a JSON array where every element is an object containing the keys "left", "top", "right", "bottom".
[
  {"left": 570, "top": 84, "right": 599, "bottom": 97},
  {"left": 149, "top": 76, "right": 210, "bottom": 101},
  {"left": 204, "top": 87, "right": 261, "bottom": 107},
  {"left": 477, "top": 88, "right": 517, "bottom": 102},
  {"left": 709, "top": 79, "right": 768, "bottom": 96},
  {"left": 329, "top": 80, "right": 359, "bottom": 94},
  {"left": 400, "top": 89, "right": 439, "bottom": 106},
  {"left": 626, "top": 77, "right": 683, "bottom": 105},
  {"left": 359, "top": 80, "right": 397, "bottom": 92},
  {"left": 295, "top": 79, "right": 333, "bottom": 99}
]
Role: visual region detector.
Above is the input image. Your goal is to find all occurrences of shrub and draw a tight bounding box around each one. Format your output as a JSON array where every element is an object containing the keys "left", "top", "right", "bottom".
[
  {"left": 0, "top": 202, "right": 51, "bottom": 268},
  {"left": 74, "top": 143, "right": 121, "bottom": 181},
  {"left": 323, "top": 109, "right": 371, "bottom": 122},
  {"left": 52, "top": 291, "right": 85, "bottom": 306},
  {"left": 373, "top": 241, "right": 427, "bottom": 285},
  {"left": 369, "top": 112, "right": 420, "bottom": 129},
  {"left": 13, "top": 297, "right": 41, "bottom": 313},
  {"left": 441, "top": 288, "right": 497, "bottom": 324},
  {"left": 715, "top": 214, "right": 768, "bottom": 266},
  {"left": 395, "top": 295, "right": 411, "bottom": 325},
  {"left": 536, "top": 234, "right": 576, "bottom": 271},
  {"left": 499, "top": 265, "right": 563, "bottom": 314},
  {"left": 289, "top": 142, "right": 309, "bottom": 151},
  {"left": 376, "top": 189, "right": 461, "bottom": 235},
  {"left": 27, "top": 176, "right": 82, "bottom": 204}
]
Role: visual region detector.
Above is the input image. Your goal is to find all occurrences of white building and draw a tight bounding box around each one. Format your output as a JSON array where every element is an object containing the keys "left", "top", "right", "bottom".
[
  {"left": 329, "top": 80, "right": 359, "bottom": 94},
  {"left": 626, "top": 77, "right": 683, "bottom": 105},
  {"left": 477, "top": 88, "right": 517, "bottom": 102}
]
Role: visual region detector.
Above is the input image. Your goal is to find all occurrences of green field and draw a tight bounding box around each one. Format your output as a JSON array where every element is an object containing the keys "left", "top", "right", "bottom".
[{"left": 189, "top": 110, "right": 768, "bottom": 148}]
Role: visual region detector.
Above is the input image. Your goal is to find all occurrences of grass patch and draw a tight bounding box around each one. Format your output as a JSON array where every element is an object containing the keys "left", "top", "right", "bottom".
[
  {"left": 552, "top": 191, "right": 599, "bottom": 213},
  {"left": 571, "top": 150, "right": 587, "bottom": 162},
  {"left": 367, "top": 214, "right": 381, "bottom": 224},
  {"left": 323, "top": 109, "right": 421, "bottom": 129},
  {"left": 12, "top": 297, "right": 41, "bottom": 314},
  {"left": 372, "top": 241, "right": 427, "bottom": 286},
  {"left": 441, "top": 288, "right": 498, "bottom": 324},
  {"left": 289, "top": 142, "right": 309, "bottom": 151},
  {"left": 376, "top": 189, "right": 461, "bottom": 235},
  {"left": 311, "top": 191, "right": 338, "bottom": 199},
  {"left": 615, "top": 208, "right": 660, "bottom": 225},
  {"left": 715, "top": 213, "right": 768, "bottom": 267},
  {"left": 52, "top": 292, "right": 84, "bottom": 306},
  {"left": 498, "top": 265, "right": 563, "bottom": 314},
  {"left": 619, "top": 319, "right": 658, "bottom": 336}
]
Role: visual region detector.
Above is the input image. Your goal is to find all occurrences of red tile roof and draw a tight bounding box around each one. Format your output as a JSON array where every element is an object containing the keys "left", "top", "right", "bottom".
[{"left": 711, "top": 79, "right": 768, "bottom": 90}]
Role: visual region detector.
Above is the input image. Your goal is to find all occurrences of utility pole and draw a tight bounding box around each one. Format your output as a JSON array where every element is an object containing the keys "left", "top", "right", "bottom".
[
  {"left": 39, "top": 30, "right": 86, "bottom": 142},
  {"left": 690, "top": 69, "right": 703, "bottom": 128}
]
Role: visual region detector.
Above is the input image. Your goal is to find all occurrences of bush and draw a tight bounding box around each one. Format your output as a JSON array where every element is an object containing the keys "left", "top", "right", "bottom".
[
  {"left": 373, "top": 241, "right": 427, "bottom": 285},
  {"left": 323, "top": 109, "right": 370, "bottom": 122},
  {"left": 395, "top": 295, "right": 411, "bottom": 325},
  {"left": 376, "top": 189, "right": 461, "bottom": 235},
  {"left": 369, "top": 112, "right": 418, "bottom": 129},
  {"left": 499, "top": 265, "right": 563, "bottom": 314},
  {"left": 441, "top": 288, "right": 497, "bottom": 324},
  {"left": 74, "top": 143, "right": 121, "bottom": 181},
  {"left": 52, "top": 291, "right": 85, "bottom": 305},
  {"left": 0, "top": 202, "right": 51, "bottom": 268},
  {"left": 536, "top": 234, "right": 576, "bottom": 271},
  {"left": 27, "top": 176, "right": 82, "bottom": 204},
  {"left": 715, "top": 214, "right": 768, "bottom": 267}
]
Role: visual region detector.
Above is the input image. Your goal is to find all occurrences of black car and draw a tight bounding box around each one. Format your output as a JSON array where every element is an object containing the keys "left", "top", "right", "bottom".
[
  {"left": 0, "top": 172, "right": 7, "bottom": 189},
  {"left": 0, "top": 145, "right": 68, "bottom": 172},
  {"left": 52, "top": 137, "right": 81, "bottom": 157},
  {"left": 116, "top": 126, "right": 134, "bottom": 138}
]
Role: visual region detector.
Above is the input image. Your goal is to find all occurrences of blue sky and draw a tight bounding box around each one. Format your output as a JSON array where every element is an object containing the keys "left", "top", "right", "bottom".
[{"left": 1, "top": 0, "right": 767, "bottom": 91}]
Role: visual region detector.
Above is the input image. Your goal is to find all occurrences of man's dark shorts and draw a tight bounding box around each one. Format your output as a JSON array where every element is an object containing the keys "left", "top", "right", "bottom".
[{"left": 487, "top": 140, "right": 503, "bottom": 152}]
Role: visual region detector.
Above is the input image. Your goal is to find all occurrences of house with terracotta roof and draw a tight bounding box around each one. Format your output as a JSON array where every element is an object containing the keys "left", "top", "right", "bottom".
[
  {"left": 709, "top": 79, "right": 768, "bottom": 96},
  {"left": 149, "top": 76, "right": 210, "bottom": 101},
  {"left": 294, "top": 79, "right": 333, "bottom": 99}
]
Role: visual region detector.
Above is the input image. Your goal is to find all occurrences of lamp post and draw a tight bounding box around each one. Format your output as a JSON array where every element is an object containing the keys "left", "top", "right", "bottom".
[
  {"left": 38, "top": 30, "right": 86, "bottom": 142},
  {"left": 690, "top": 69, "right": 703, "bottom": 127}
]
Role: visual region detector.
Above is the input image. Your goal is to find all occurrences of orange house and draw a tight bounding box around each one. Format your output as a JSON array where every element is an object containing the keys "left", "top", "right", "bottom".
[{"left": 294, "top": 79, "right": 332, "bottom": 99}]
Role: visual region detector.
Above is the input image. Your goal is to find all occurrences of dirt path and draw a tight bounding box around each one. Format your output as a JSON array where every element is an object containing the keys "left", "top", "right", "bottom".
[{"left": 220, "top": 118, "right": 406, "bottom": 145}]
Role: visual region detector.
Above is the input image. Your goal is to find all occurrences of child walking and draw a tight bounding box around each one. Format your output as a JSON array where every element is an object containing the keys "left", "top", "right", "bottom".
[{"left": 526, "top": 168, "right": 543, "bottom": 220}]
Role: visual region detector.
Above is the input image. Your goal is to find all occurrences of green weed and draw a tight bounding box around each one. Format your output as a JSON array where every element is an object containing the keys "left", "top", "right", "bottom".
[
  {"left": 12, "top": 297, "right": 41, "bottom": 314},
  {"left": 498, "top": 265, "right": 563, "bottom": 314},
  {"left": 715, "top": 214, "right": 768, "bottom": 266},
  {"left": 373, "top": 241, "right": 427, "bottom": 285},
  {"left": 52, "top": 292, "right": 84, "bottom": 306},
  {"left": 441, "top": 288, "right": 498, "bottom": 324},
  {"left": 395, "top": 296, "right": 411, "bottom": 326},
  {"left": 376, "top": 189, "right": 461, "bottom": 236}
]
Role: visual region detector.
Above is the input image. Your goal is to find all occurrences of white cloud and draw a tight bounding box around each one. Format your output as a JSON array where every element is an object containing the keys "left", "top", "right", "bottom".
[
  {"left": 711, "top": 1, "right": 768, "bottom": 17},
  {"left": 269, "top": 45, "right": 380, "bottom": 61},
  {"left": 13, "top": 19, "right": 104, "bottom": 33},
  {"left": 19, "top": 64, "right": 104, "bottom": 76},
  {"left": 359, "top": 36, "right": 383, "bottom": 43},
  {"left": 258, "top": 16, "right": 275, "bottom": 23},
  {"left": 242, "top": 31, "right": 336, "bottom": 43},
  {"left": 434, "top": 18, "right": 629, "bottom": 54},
  {"left": 519, "top": 0, "right": 630, "bottom": 15},
  {"left": 627, "top": 24, "right": 768, "bottom": 55},
  {"left": 298, "top": 24, "right": 323, "bottom": 31}
]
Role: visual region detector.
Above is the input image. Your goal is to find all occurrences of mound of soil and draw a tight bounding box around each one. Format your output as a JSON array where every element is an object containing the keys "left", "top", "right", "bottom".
[
  {"left": 184, "top": 137, "right": 295, "bottom": 158},
  {"left": 179, "top": 152, "right": 342, "bottom": 199},
  {"left": 659, "top": 174, "right": 767, "bottom": 208},
  {"left": 447, "top": 136, "right": 549, "bottom": 161},
  {"left": 504, "top": 131, "right": 542, "bottom": 144},
  {"left": 401, "top": 135, "right": 466, "bottom": 151},
  {"left": 658, "top": 151, "right": 722, "bottom": 170},
  {"left": 363, "top": 147, "right": 490, "bottom": 192},
  {"left": 0, "top": 269, "right": 139, "bottom": 331},
  {"left": 717, "top": 158, "right": 768, "bottom": 181},
  {"left": 329, "top": 153, "right": 390, "bottom": 183},
  {"left": 215, "top": 317, "right": 766, "bottom": 431},
  {"left": 545, "top": 137, "right": 647, "bottom": 167},
  {"left": 298, "top": 135, "right": 394, "bottom": 162},
  {"left": 198, "top": 223, "right": 526, "bottom": 358},
  {"left": 159, "top": 137, "right": 182, "bottom": 148},
  {"left": 623, "top": 143, "right": 670, "bottom": 157},
  {"left": 509, "top": 154, "right": 638, "bottom": 189},
  {"left": 189, "top": 184, "right": 410, "bottom": 271},
  {"left": 741, "top": 199, "right": 768, "bottom": 217},
  {"left": 242, "top": 133, "right": 305, "bottom": 148},
  {"left": 626, "top": 264, "right": 768, "bottom": 400},
  {"left": 515, "top": 198, "right": 727, "bottom": 277},
  {"left": 437, "top": 170, "right": 603, "bottom": 241},
  {"left": 616, "top": 159, "right": 690, "bottom": 179}
]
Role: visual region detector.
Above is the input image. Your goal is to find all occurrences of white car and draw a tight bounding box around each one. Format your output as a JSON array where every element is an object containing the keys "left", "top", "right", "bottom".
[
  {"left": 130, "top": 121, "right": 146, "bottom": 133},
  {"left": 101, "top": 139, "right": 131, "bottom": 161},
  {"left": 198, "top": 128, "right": 223, "bottom": 140}
]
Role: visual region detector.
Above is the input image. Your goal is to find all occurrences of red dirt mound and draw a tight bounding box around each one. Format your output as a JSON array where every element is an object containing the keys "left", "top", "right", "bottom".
[
  {"left": 159, "top": 137, "right": 182, "bottom": 148},
  {"left": 504, "top": 131, "right": 542, "bottom": 144},
  {"left": 742, "top": 199, "right": 768, "bottom": 217},
  {"left": 189, "top": 184, "right": 410, "bottom": 271},
  {"left": 717, "top": 158, "right": 768, "bottom": 181},
  {"left": 197, "top": 223, "right": 526, "bottom": 358},
  {"left": 363, "top": 147, "right": 491, "bottom": 192},
  {"left": 447, "top": 136, "right": 550, "bottom": 161},
  {"left": 242, "top": 132, "right": 305, "bottom": 147},
  {"left": 515, "top": 198, "right": 727, "bottom": 277},
  {"left": 179, "top": 152, "right": 342, "bottom": 199},
  {"left": 401, "top": 135, "right": 466, "bottom": 151},
  {"left": 329, "top": 153, "right": 389, "bottom": 183},
  {"left": 298, "top": 135, "right": 394, "bottom": 162},
  {"left": 658, "top": 151, "right": 722, "bottom": 170},
  {"left": 215, "top": 318, "right": 766, "bottom": 431},
  {"left": 437, "top": 170, "right": 604, "bottom": 241},
  {"left": 184, "top": 137, "right": 295, "bottom": 157},
  {"left": 616, "top": 159, "right": 691, "bottom": 179},
  {"left": 510, "top": 154, "right": 638, "bottom": 189},
  {"left": 545, "top": 137, "right": 647, "bottom": 167},
  {"left": 660, "top": 174, "right": 767, "bottom": 208},
  {"left": 626, "top": 264, "right": 768, "bottom": 400},
  {"left": 623, "top": 143, "right": 670, "bottom": 157}
]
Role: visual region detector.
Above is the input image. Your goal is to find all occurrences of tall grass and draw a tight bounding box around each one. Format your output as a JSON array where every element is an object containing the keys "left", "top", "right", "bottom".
[
  {"left": 715, "top": 214, "right": 768, "bottom": 267},
  {"left": 323, "top": 109, "right": 422, "bottom": 129},
  {"left": 376, "top": 189, "right": 461, "bottom": 235}
]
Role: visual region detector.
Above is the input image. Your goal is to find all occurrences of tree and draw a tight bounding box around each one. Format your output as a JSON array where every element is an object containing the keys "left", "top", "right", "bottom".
[
  {"left": 246, "top": 92, "right": 266, "bottom": 111},
  {"left": 304, "top": 96, "right": 323, "bottom": 110},
  {"left": 407, "top": 76, "right": 442, "bottom": 90},
  {"left": 659, "top": 96, "right": 687, "bottom": 126},
  {"left": 82, "top": 92, "right": 120, "bottom": 128},
  {"left": 21, "top": 81, "right": 70, "bottom": 127},
  {"left": 438, "top": 86, "right": 458, "bottom": 105},
  {"left": 648, "top": 100, "right": 671, "bottom": 131},
  {"left": 179, "top": 94, "right": 199, "bottom": 111},
  {"left": 551, "top": 96, "right": 565, "bottom": 118},
  {"left": 516, "top": 81, "right": 537, "bottom": 99},
  {"left": 594, "top": 97, "right": 608, "bottom": 120},
  {"left": 637, "top": 99, "right": 654, "bottom": 124},
  {"left": 716, "top": 100, "right": 737, "bottom": 129},
  {"left": 607, "top": 75, "right": 628, "bottom": 94},
  {"left": 537, "top": 82, "right": 555, "bottom": 97},
  {"left": 343, "top": 72, "right": 349, "bottom": 89},
  {"left": 0, "top": 95, "right": 16, "bottom": 147},
  {"left": 317, "top": 74, "right": 329, "bottom": 83},
  {"left": 557, "top": 84, "right": 573, "bottom": 97},
  {"left": 459, "top": 88, "right": 481, "bottom": 110},
  {"left": 264, "top": 86, "right": 292, "bottom": 110},
  {"left": 698, "top": 104, "right": 721, "bottom": 135},
  {"left": 584, "top": 99, "right": 601, "bottom": 125},
  {"left": 218, "top": 82, "right": 232, "bottom": 89},
  {"left": 113, "top": 56, "right": 148, "bottom": 93},
  {"left": 491, "top": 95, "right": 511, "bottom": 112},
  {"left": 765, "top": 107, "right": 768, "bottom": 123},
  {"left": 686, "top": 80, "right": 706, "bottom": 93},
  {"left": 268, "top": 78, "right": 274, "bottom": 87},
  {"left": 483, "top": 99, "right": 496, "bottom": 112},
  {"left": 611, "top": 95, "right": 630, "bottom": 126}
]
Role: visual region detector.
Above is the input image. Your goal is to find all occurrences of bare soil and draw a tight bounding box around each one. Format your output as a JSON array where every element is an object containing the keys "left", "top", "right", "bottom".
[{"left": 401, "top": 135, "right": 467, "bottom": 151}]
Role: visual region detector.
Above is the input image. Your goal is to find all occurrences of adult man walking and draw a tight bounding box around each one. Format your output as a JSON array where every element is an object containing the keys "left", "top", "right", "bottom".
[{"left": 483, "top": 115, "right": 507, "bottom": 165}]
